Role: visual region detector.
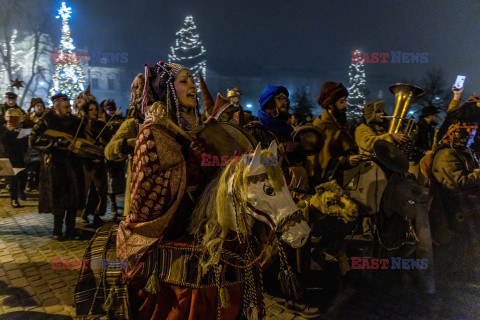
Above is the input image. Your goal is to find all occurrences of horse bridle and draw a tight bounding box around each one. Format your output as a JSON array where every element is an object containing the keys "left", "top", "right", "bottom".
[{"left": 245, "top": 202, "right": 306, "bottom": 235}]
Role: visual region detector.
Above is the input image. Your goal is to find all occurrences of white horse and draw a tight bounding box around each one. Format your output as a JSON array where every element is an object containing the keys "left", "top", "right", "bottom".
[{"left": 75, "top": 140, "right": 311, "bottom": 320}]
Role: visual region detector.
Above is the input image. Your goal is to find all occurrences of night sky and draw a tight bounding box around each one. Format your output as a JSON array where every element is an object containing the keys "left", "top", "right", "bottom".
[{"left": 29, "top": 0, "right": 480, "bottom": 112}]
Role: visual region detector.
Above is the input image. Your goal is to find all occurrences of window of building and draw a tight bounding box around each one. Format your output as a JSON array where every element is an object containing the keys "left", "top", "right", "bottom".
[{"left": 92, "top": 78, "right": 99, "bottom": 89}]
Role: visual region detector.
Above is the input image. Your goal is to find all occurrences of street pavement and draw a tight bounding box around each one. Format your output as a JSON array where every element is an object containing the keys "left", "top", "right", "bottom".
[{"left": 0, "top": 186, "right": 479, "bottom": 320}]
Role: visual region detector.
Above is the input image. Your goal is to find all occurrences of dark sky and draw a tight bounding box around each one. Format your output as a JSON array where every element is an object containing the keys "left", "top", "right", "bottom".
[{"left": 44, "top": 0, "right": 480, "bottom": 111}]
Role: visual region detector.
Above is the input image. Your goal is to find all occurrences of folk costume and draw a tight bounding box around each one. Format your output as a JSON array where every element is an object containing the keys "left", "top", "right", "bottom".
[
  {"left": 74, "top": 90, "right": 110, "bottom": 227},
  {"left": 306, "top": 82, "right": 357, "bottom": 185},
  {"left": 355, "top": 100, "right": 394, "bottom": 155},
  {"left": 429, "top": 102, "right": 480, "bottom": 280},
  {"left": 114, "top": 62, "right": 263, "bottom": 320},
  {"left": 29, "top": 93, "right": 85, "bottom": 239},
  {"left": 100, "top": 99, "right": 126, "bottom": 217},
  {"left": 104, "top": 74, "right": 146, "bottom": 217},
  {"left": 0, "top": 108, "right": 29, "bottom": 207},
  {"left": 0, "top": 92, "right": 26, "bottom": 125}
]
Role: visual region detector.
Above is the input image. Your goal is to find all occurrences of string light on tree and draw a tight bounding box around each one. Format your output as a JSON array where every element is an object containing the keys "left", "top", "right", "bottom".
[
  {"left": 49, "top": 2, "right": 86, "bottom": 101},
  {"left": 168, "top": 15, "right": 207, "bottom": 87},
  {"left": 347, "top": 50, "right": 368, "bottom": 123}
]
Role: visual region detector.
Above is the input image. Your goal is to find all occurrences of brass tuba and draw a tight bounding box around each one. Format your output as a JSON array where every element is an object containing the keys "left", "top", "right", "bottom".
[{"left": 387, "top": 83, "right": 424, "bottom": 135}]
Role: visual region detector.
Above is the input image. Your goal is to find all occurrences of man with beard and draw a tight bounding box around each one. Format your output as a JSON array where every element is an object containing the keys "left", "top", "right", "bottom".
[
  {"left": 245, "top": 86, "right": 321, "bottom": 317},
  {"left": 0, "top": 92, "right": 25, "bottom": 124},
  {"left": 355, "top": 100, "right": 408, "bottom": 155},
  {"left": 306, "top": 82, "right": 364, "bottom": 186},
  {"left": 30, "top": 94, "right": 85, "bottom": 240},
  {"left": 246, "top": 85, "right": 294, "bottom": 147}
]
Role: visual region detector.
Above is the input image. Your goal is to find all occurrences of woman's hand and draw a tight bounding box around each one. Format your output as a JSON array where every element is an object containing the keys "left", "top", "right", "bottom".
[{"left": 189, "top": 138, "right": 207, "bottom": 162}]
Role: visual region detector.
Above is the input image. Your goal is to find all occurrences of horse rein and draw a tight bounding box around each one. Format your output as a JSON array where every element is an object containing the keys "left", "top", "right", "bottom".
[{"left": 219, "top": 187, "right": 306, "bottom": 269}]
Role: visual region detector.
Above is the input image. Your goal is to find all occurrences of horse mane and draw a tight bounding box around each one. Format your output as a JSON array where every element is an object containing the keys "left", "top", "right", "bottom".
[{"left": 188, "top": 149, "right": 284, "bottom": 270}]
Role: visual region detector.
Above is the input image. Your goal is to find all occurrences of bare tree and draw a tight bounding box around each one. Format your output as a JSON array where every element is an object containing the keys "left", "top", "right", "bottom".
[{"left": 0, "top": 0, "right": 53, "bottom": 107}]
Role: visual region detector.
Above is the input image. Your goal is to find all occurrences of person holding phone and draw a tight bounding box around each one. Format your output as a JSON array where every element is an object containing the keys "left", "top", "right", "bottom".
[{"left": 448, "top": 76, "right": 466, "bottom": 112}]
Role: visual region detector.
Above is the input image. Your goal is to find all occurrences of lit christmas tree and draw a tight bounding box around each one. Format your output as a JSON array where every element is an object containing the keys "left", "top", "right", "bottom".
[
  {"left": 168, "top": 16, "right": 206, "bottom": 86},
  {"left": 49, "top": 2, "right": 86, "bottom": 101},
  {"left": 347, "top": 50, "right": 368, "bottom": 124}
]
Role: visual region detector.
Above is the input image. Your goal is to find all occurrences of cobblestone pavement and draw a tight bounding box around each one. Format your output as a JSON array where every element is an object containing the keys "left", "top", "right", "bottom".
[{"left": 0, "top": 187, "right": 479, "bottom": 320}]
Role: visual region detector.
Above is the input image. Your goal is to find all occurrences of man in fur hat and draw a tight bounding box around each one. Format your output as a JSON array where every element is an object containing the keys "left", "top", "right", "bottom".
[
  {"left": 355, "top": 100, "right": 408, "bottom": 155},
  {"left": 30, "top": 93, "right": 85, "bottom": 240}
]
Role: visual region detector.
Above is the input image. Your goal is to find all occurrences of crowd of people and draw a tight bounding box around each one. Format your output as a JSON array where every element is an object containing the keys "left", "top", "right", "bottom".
[{"left": 1, "top": 61, "right": 479, "bottom": 318}]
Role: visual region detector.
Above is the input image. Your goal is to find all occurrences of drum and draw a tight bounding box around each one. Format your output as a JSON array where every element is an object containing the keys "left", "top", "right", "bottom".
[
  {"left": 341, "top": 160, "right": 387, "bottom": 214},
  {"left": 198, "top": 122, "right": 258, "bottom": 176},
  {"left": 292, "top": 125, "right": 325, "bottom": 156}
]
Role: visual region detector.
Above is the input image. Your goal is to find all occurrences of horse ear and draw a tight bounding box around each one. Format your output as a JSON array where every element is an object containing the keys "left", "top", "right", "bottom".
[
  {"left": 246, "top": 143, "right": 266, "bottom": 177},
  {"left": 268, "top": 140, "right": 278, "bottom": 158}
]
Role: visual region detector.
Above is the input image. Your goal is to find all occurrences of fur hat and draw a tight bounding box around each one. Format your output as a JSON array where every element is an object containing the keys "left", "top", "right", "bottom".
[
  {"left": 364, "top": 100, "right": 385, "bottom": 124},
  {"left": 29, "top": 98, "right": 45, "bottom": 113},
  {"left": 316, "top": 82, "right": 348, "bottom": 109},
  {"left": 74, "top": 85, "right": 98, "bottom": 117}
]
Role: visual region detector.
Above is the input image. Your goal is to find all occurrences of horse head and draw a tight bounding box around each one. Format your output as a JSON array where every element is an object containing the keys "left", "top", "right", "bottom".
[{"left": 189, "top": 141, "right": 311, "bottom": 261}]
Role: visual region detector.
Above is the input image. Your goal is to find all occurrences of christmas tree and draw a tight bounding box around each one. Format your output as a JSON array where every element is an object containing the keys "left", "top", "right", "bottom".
[
  {"left": 49, "top": 2, "right": 86, "bottom": 101},
  {"left": 168, "top": 16, "right": 206, "bottom": 86},
  {"left": 347, "top": 50, "right": 368, "bottom": 124}
]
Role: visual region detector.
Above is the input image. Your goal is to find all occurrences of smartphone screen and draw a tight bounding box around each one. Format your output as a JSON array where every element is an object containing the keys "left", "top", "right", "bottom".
[{"left": 455, "top": 75, "right": 466, "bottom": 89}]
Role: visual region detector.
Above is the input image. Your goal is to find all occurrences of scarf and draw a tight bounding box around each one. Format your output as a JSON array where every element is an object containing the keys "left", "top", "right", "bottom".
[{"left": 258, "top": 109, "right": 293, "bottom": 137}]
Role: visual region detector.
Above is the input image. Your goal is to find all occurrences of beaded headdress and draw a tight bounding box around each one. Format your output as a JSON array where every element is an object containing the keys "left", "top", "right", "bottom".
[{"left": 141, "top": 61, "right": 200, "bottom": 128}]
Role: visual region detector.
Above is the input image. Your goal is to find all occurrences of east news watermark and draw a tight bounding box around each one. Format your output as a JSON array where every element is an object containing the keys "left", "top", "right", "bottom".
[
  {"left": 51, "top": 51, "right": 128, "bottom": 64},
  {"left": 51, "top": 257, "right": 128, "bottom": 270},
  {"left": 351, "top": 257, "right": 429, "bottom": 270},
  {"left": 201, "top": 154, "right": 278, "bottom": 167},
  {"left": 351, "top": 50, "right": 428, "bottom": 64}
]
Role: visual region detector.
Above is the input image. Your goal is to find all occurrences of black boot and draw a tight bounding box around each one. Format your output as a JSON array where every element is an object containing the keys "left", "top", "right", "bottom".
[
  {"left": 109, "top": 194, "right": 118, "bottom": 215},
  {"left": 92, "top": 215, "right": 105, "bottom": 228},
  {"left": 11, "top": 199, "right": 22, "bottom": 208},
  {"left": 52, "top": 214, "right": 64, "bottom": 241},
  {"left": 64, "top": 209, "right": 81, "bottom": 240}
]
